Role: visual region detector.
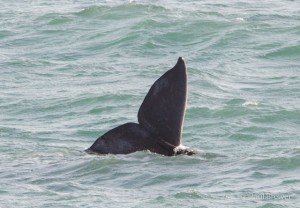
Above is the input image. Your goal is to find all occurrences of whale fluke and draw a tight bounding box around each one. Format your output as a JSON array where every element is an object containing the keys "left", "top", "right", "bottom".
[
  {"left": 87, "top": 57, "right": 198, "bottom": 156},
  {"left": 138, "top": 57, "right": 187, "bottom": 147}
]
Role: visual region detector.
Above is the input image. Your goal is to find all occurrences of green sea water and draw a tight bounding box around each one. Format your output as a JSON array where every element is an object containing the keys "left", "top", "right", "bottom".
[{"left": 0, "top": 0, "right": 300, "bottom": 207}]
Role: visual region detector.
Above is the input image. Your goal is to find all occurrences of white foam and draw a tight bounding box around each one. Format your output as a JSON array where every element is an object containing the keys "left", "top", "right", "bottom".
[
  {"left": 236, "top": 17, "right": 245, "bottom": 21},
  {"left": 242, "top": 101, "right": 259, "bottom": 106},
  {"left": 173, "top": 144, "right": 189, "bottom": 153}
]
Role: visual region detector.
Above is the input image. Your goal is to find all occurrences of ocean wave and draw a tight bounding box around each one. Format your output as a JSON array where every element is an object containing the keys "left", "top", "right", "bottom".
[{"left": 264, "top": 45, "right": 300, "bottom": 59}]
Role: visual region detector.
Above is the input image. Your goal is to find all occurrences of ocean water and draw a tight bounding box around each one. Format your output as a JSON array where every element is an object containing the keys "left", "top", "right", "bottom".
[{"left": 1, "top": 0, "right": 300, "bottom": 207}]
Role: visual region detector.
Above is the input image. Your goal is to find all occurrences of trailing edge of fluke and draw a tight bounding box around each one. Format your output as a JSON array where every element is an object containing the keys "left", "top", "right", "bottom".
[{"left": 86, "top": 57, "right": 199, "bottom": 156}]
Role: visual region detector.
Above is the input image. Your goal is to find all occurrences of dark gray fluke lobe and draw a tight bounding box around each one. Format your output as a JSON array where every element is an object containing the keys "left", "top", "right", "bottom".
[
  {"left": 87, "top": 57, "right": 198, "bottom": 156},
  {"left": 138, "top": 57, "right": 187, "bottom": 147}
]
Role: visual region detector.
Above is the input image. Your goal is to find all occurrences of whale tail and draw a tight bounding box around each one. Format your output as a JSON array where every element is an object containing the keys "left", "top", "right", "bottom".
[{"left": 87, "top": 57, "right": 198, "bottom": 156}]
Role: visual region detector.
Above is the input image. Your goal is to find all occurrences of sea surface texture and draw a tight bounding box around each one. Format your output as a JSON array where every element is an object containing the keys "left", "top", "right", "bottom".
[{"left": 1, "top": 0, "right": 299, "bottom": 207}]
